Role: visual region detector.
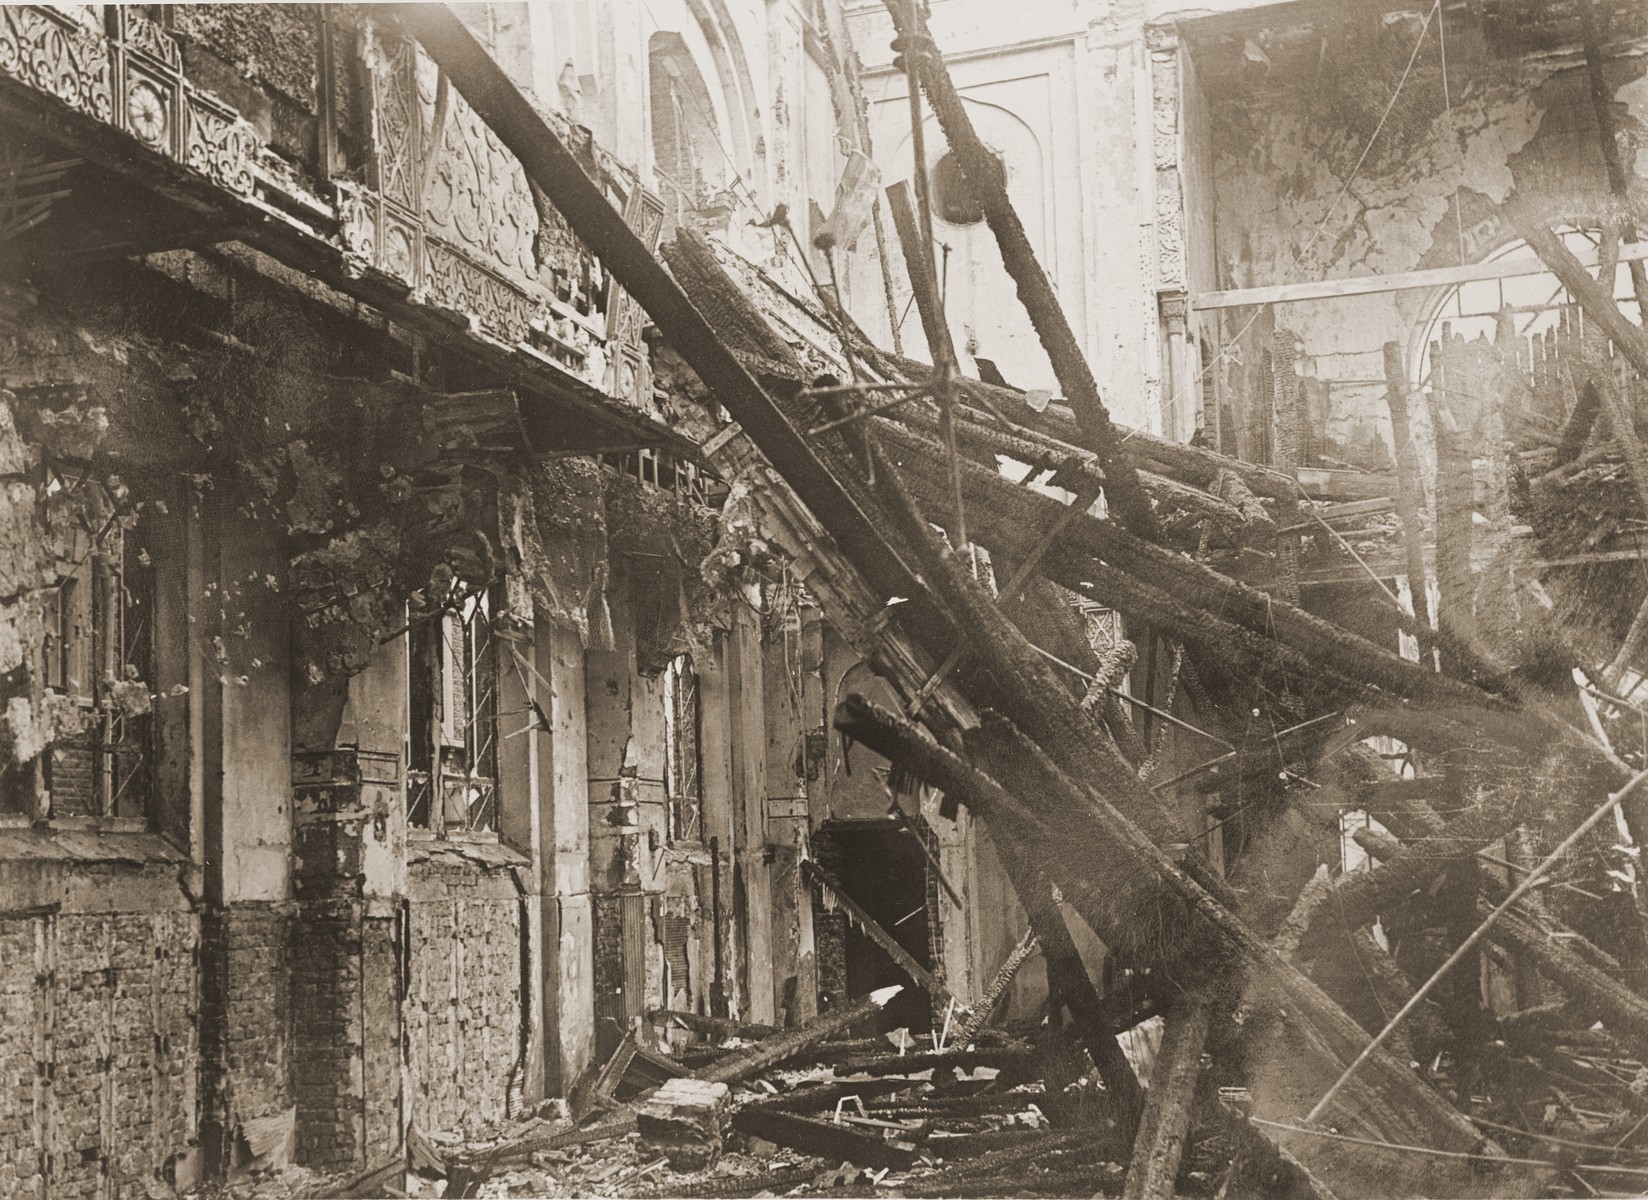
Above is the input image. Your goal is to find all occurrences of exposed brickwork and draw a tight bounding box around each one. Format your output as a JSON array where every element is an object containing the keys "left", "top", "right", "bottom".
[
  {"left": 361, "top": 917, "right": 401, "bottom": 1162},
  {"left": 291, "top": 897, "right": 362, "bottom": 1168},
  {"left": 221, "top": 904, "right": 293, "bottom": 1130},
  {"left": 0, "top": 906, "right": 198, "bottom": 1200},
  {"left": 406, "top": 861, "right": 522, "bottom": 1138}
]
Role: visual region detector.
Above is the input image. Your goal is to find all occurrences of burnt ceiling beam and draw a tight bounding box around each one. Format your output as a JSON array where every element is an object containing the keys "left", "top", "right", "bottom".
[
  {"left": 883, "top": 0, "right": 1160, "bottom": 539},
  {"left": 393, "top": 3, "right": 935, "bottom": 620}
]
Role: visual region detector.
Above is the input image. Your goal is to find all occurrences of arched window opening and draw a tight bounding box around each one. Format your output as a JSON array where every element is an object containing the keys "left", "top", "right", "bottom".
[
  {"left": 648, "top": 33, "right": 727, "bottom": 226},
  {"left": 1415, "top": 227, "right": 1643, "bottom": 384}
]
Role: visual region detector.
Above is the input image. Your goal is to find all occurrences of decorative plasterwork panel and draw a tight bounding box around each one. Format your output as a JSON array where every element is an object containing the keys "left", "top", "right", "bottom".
[
  {"left": 419, "top": 54, "right": 539, "bottom": 291},
  {"left": 1148, "top": 25, "right": 1186, "bottom": 293},
  {"left": 604, "top": 185, "right": 667, "bottom": 408},
  {"left": 0, "top": 6, "right": 258, "bottom": 199},
  {"left": 0, "top": 5, "right": 114, "bottom": 124}
]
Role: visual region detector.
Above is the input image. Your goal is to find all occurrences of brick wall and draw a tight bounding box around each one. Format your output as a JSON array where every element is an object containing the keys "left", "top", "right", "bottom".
[
  {"left": 0, "top": 901, "right": 198, "bottom": 1199},
  {"left": 406, "top": 859, "right": 523, "bottom": 1138},
  {"left": 291, "top": 897, "right": 363, "bottom": 1168},
  {"left": 204, "top": 901, "right": 293, "bottom": 1158}
]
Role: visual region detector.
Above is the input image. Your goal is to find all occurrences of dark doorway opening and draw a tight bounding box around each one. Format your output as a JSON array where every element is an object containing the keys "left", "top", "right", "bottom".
[{"left": 814, "top": 821, "right": 934, "bottom": 1036}]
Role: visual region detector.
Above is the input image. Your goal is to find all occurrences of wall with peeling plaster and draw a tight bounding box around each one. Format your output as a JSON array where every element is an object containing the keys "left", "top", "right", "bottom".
[{"left": 1201, "top": 25, "right": 1648, "bottom": 458}]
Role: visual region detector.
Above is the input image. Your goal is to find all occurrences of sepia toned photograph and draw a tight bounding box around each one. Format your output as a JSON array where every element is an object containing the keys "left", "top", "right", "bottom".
[{"left": 1, "top": 1, "right": 1646, "bottom": 1196}]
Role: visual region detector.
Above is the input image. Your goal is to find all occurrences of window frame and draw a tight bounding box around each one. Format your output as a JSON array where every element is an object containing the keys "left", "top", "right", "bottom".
[
  {"left": 3, "top": 509, "right": 157, "bottom": 831},
  {"left": 405, "top": 584, "right": 504, "bottom": 841},
  {"left": 662, "top": 651, "right": 703, "bottom": 846}
]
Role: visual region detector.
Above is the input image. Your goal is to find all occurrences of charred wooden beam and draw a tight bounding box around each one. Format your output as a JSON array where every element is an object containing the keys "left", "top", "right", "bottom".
[
  {"left": 883, "top": 0, "right": 1158, "bottom": 539},
  {"left": 951, "top": 927, "right": 1037, "bottom": 1048},
  {"left": 699, "top": 986, "right": 905, "bottom": 1085},
  {"left": 730, "top": 1108, "right": 920, "bottom": 1170},
  {"left": 839, "top": 1044, "right": 1038, "bottom": 1080},
  {"left": 829, "top": 410, "right": 1184, "bottom": 845},
  {"left": 877, "top": 419, "right": 1504, "bottom": 714},
  {"left": 466, "top": 986, "right": 904, "bottom": 1170},
  {"left": 833, "top": 695, "right": 1508, "bottom": 1199},
  {"left": 1511, "top": 210, "right": 1648, "bottom": 381},
  {"left": 885, "top": 181, "right": 955, "bottom": 368},
  {"left": 1121, "top": 991, "right": 1213, "bottom": 1200},
  {"left": 1580, "top": 0, "right": 1648, "bottom": 319},
  {"left": 803, "top": 858, "right": 951, "bottom": 1003},
  {"left": 649, "top": 1010, "right": 780, "bottom": 1043},
  {"left": 1381, "top": 343, "right": 1434, "bottom": 651},
  {"left": 397, "top": 4, "right": 943, "bottom": 635},
  {"left": 1349, "top": 823, "right": 1648, "bottom": 1043}
]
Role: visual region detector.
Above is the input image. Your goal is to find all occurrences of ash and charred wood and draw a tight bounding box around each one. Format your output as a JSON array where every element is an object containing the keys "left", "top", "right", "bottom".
[
  {"left": 1213, "top": 467, "right": 1276, "bottom": 530},
  {"left": 745, "top": 1078, "right": 918, "bottom": 1115},
  {"left": 730, "top": 1108, "right": 919, "bottom": 1170},
  {"left": 926, "top": 1128, "right": 1087, "bottom": 1160},
  {"left": 634, "top": 1164, "right": 826, "bottom": 1199},
  {"left": 840, "top": 1044, "right": 1037, "bottom": 1080},
  {"left": 830, "top": 415, "right": 1183, "bottom": 847},
  {"left": 952, "top": 927, "right": 1037, "bottom": 1048},
  {"left": 1273, "top": 865, "right": 1335, "bottom": 961},
  {"left": 1381, "top": 342, "right": 1435, "bottom": 648},
  {"left": 834, "top": 696, "right": 1508, "bottom": 1198},
  {"left": 876, "top": 418, "right": 1506, "bottom": 715},
  {"left": 649, "top": 1010, "right": 780, "bottom": 1043},
  {"left": 947, "top": 374, "right": 1301, "bottom": 502},
  {"left": 948, "top": 757, "right": 1146, "bottom": 1124},
  {"left": 1590, "top": 367, "right": 1648, "bottom": 525},
  {"left": 883, "top": 0, "right": 1158, "bottom": 539},
  {"left": 909, "top": 404, "right": 1253, "bottom": 539},
  {"left": 699, "top": 986, "right": 905, "bottom": 1085},
  {"left": 1580, "top": 0, "right": 1648, "bottom": 319},
  {"left": 1556, "top": 379, "right": 1605, "bottom": 465},
  {"left": 1270, "top": 330, "right": 1304, "bottom": 602},
  {"left": 903, "top": 1166, "right": 1122, "bottom": 1199},
  {"left": 803, "top": 858, "right": 952, "bottom": 1003},
  {"left": 661, "top": 230, "right": 802, "bottom": 366},
  {"left": 912, "top": 1128, "right": 1096, "bottom": 1175},
  {"left": 1351, "top": 823, "right": 1648, "bottom": 1042},
  {"left": 869, "top": 1092, "right": 1057, "bottom": 1117},
  {"left": 1121, "top": 990, "right": 1214, "bottom": 1200},
  {"left": 465, "top": 988, "right": 905, "bottom": 1170},
  {"left": 1301, "top": 799, "right": 1532, "bottom": 939},
  {"left": 886, "top": 181, "right": 956, "bottom": 367}
]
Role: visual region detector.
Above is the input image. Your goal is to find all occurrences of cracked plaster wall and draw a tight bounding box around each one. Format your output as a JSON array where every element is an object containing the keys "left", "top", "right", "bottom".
[{"left": 1208, "top": 46, "right": 1648, "bottom": 457}]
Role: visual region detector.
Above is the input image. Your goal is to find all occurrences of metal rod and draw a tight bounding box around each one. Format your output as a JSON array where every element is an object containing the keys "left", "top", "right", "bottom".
[
  {"left": 807, "top": 386, "right": 932, "bottom": 436},
  {"left": 1306, "top": 768, "right": 1648, "bottom": 1124},
  {"left": 1026, "top": 644, "right": 1234, "bottom": 749},
  {"left": 887, "top": 792, "right": 965, "bottom": 909}
]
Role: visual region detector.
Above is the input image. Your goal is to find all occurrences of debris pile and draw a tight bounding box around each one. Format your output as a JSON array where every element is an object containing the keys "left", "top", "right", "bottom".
[
  {"left": 398, "top": 8, "right": 1648, "bottom": 1199},
  {"left": 410, "top": 995, "right": 1161, "bottom": 1199}
]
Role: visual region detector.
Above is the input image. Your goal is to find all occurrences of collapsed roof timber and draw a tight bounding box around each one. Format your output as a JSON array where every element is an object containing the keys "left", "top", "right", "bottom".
[{"left": 1, "top": 2, "right": 1647, "bottom": 1198}]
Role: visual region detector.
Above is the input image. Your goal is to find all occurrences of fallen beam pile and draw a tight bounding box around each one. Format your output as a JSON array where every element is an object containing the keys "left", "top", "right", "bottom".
[{"left": 401, "top": 6, "right": 1648, "bottom": 1197}]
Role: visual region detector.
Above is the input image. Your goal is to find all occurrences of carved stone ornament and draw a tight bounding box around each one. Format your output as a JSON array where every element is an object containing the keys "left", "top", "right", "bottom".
[
  {"left": 0, "top": 7, "right": 258, "bottom": 200},
  {"left": 424, "top": 240, "right": 535, "bottom": 344},
  {"left": 0, "top": 5, "right": 115, "bottom": 124},
  {"left": 185, "top": 93, "right": 257, "bottom": 196}
]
